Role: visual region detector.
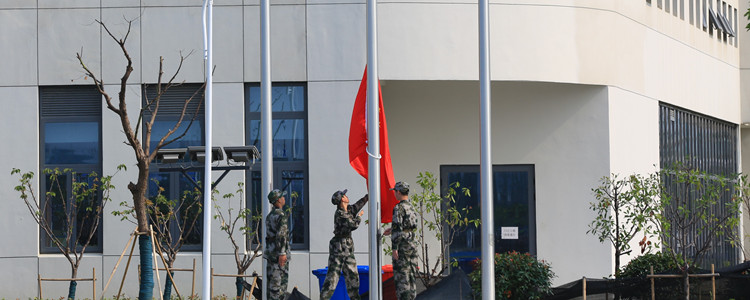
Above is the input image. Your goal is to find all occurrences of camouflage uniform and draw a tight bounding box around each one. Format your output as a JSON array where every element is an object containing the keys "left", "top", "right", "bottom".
[
  {"left": 266, "top": 190, "right": 290, "bottom": 300},
  {"left": 320, "top": 191, "right": 369, "bottom": 300},
  {"left": 390, "top": 182, "right": 418, "bottom": 300}
]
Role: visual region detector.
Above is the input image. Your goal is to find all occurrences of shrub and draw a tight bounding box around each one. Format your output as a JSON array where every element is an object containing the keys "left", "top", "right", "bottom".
[
  {"left": 468, "top": 251, "right": 554, "bottom": 300},
  {"left": 619, "top": 252, "right": 681, "bottom": 278},
  {"left": 619, "top": 252, "right": 685, "bottom": 299}
]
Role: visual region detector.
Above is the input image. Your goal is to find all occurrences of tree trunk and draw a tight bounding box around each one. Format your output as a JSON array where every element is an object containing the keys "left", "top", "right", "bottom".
[
  {"left": 164, "top": 270, "right": 175, "bottom": 300},
  {"left": 131, "top": 160, "right": 154, "bottom": 300},
  {"left": 67, "top": 268, "right": 78, "bottom": 300},
  {"left": 139, "top": 235, "right": 155, "bottom": 300},
  {"left": 67, "top": 281, "right": 77, "bottom": 300},
  {"left": 236, "top": 276, "right": 245, "bottom": 299}
]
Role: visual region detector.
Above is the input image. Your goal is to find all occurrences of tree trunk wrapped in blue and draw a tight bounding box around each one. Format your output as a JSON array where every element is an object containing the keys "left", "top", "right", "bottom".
[
  {"left": 139, "top": 235, "right": 154, "bottom": 300},
  {"left": 236, "top": 277, "right": 245, "bottom": 299},
  {"left": 163, "top": 271, "right": 175, "bottom": 300},
  {"left": 67, "top": 280, "right": 77, "bottom": 300}
]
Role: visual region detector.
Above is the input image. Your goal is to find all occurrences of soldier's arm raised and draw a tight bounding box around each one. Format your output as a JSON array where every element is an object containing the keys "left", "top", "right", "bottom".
[{"left": 351, "top": 194, "right": 369, "bottom": 213}]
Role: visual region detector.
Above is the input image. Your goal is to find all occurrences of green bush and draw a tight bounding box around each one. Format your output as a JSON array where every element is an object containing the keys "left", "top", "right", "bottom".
[
  {"left": 468, "top": 251, "right": 554, "bottom": 300},
  {"left": 619, "top": 252, "right": 686, "bottom": 299},
  {"left": 619, "top": 252, "right": 681, "bottom": 278}
]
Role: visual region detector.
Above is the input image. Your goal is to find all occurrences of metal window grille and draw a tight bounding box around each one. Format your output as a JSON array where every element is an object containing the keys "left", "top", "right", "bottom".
[{"left": 659, "top": 103, "right": 739, "bottom": 267}]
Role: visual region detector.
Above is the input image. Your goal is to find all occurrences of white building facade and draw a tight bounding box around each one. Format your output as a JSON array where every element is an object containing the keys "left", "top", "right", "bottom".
[{"left": 0, "top": 0, "right": 747, "bottom": 298}]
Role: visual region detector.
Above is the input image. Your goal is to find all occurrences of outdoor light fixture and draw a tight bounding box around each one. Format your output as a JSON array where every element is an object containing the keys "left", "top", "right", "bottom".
[
  {"left": 155, "top": 148, "right": 187, "bottom": 164},
  {"left": 158, "top": 145, "right": 260, "bottom": 193},
  {"left": 187, "top": 146, "right": 224, "bottom": 163},
  {"left": 223, "top": 146, "right": 260, "bottom": 163}
]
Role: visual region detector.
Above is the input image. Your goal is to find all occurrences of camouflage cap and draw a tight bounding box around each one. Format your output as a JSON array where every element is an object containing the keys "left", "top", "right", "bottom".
[
  {"left": 267, "top": 189, "right": 287, "bottom": 204},
  {"left": 331, "top": 189, "right": 348, "bottom": 205},
  {"left": 390, "top": 181, "right": 410, "bottom": 194}
]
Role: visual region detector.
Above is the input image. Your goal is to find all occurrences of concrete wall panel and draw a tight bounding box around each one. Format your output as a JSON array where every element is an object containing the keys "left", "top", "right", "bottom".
[
  {"left": 101, "top": 8, "right": 143, "bottom": 84},
  {"left": 0, "top": 257, "right": 38, "bottom": 298},
  {"left": 39, "top": 0, "right": 100, "bottom": 9},
  {"left": 306, "top": 4, "right": 366, "bottom": 81},
  {"left": 38, "top": 255, "right": 103, "bottom": 299},
  {"left": 141, "top": 7, "right": 205, "bottom": 84},
  {"left": 0, "top": 87, "right": 40, "bottom": 258},
  {"left": 38, "top": 8, "right": 101, "bottom": 86},
  {"left": 244, "top": 5, "right": 308, "bottom": 82},
  {"left": 0, "top": 9, "right": 37, "bottom": 86}
]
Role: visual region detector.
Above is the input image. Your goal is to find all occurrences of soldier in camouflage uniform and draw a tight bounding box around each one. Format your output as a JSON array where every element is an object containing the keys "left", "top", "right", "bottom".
[
  {"left": 384, "top": 182, "right": 419, "bottom": 300},
  {"left": 265, "top": 189, "right": 290, "bottom": 300},
  {"left": 320, "top": 189, "right": 369, "bottom": 300}
]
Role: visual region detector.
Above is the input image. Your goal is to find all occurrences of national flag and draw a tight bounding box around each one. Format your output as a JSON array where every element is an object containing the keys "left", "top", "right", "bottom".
[{"left": 348, "top": 66, "right": 397, "bottom": 223}]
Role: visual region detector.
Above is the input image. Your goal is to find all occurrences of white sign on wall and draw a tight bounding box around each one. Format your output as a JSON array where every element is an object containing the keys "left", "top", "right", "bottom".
[{"left": 501, "top": 227, "right": 518, "bottom": 240}]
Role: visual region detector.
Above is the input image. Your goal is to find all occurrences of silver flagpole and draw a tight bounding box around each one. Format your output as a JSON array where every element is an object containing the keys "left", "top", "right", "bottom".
[
  {"left": 478, "top": 0, "right": 495, "bottom": 299},
  {"left": 367, "top": 0, "right": 382, "bottom": 297},
  {"left": 260, "top": 0, "right": 273, "bottom": 296},
  {"left": 201, "top": 1, "right": 214, "bottom": 300}
]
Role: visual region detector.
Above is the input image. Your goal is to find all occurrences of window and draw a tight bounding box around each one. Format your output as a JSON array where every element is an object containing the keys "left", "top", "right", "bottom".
[
  {"left": 39, "top": 86, "right": 103, "bottom": 253},
  {"left": 659, "top": 103, "right": 739, "bottom": 267},
  {"left": 143, "top": 83, "right": 205, "bottom": 251},
  {"left": 441, "top": 165, "right": 536, "bottom": 272},
  {"left": 246, "top": 83, "right": 309, "bottom": 250}
]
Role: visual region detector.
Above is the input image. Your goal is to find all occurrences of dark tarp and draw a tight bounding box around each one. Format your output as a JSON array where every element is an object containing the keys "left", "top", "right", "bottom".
[
  {"left": 546, "top": 261, "right": 750, "bottom": 300},
  {"left": 361, "top": 269, "right": 472, "bottom": 300},
  {"left": 241, "top": 276, "right": 263, "bottom": 300},
  {"left": 415, "top": 268, "right": 473, "bottom": 300},
  {"left": 285, "top": 287, "right": 311, "bottom": 300},
  {"left": 241, "top": 278, "right": 309, "bottom": 300}
]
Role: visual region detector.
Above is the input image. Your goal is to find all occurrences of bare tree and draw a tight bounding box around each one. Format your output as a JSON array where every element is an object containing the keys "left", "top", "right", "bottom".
[
  {"left": 77, "top": 18, "right": 204, "bottom": 300},
  {"left": 213, "top": 182, "right": 263, "bottom": 299},
  {"left": 113, "top": 178, "right": 203, "bottom": 299},
  {"left": 12, "top": 167, "right": 121, "bottom": 300}
]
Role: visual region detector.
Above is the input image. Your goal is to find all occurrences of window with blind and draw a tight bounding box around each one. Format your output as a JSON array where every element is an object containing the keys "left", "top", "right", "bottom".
[
  {"left": 143, "top": 83, "right": 205, "bottom": 250},
  {"left": 39, "top": 85, "right": 103, "bottom": 253}
]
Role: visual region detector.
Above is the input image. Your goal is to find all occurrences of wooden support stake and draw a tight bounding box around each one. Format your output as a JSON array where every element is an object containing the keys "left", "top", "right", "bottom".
[
  {"left": 249, "top": 277, "right": 258, "bottom": 300},
  {"left": 211, "top": 267, "right": 215, "bottom": 298},
  {"left": 151, "top": 233, "right": 182, "bottom": 298},
  {"left": 650, "top": 266, "right": 655, "bottom": 300},
  {"left": 38, "top": 273, "right": 42, "bottom": 300},
  {"left": 192, "top": 258, "right": 196, "bottom": 298},
  {"left": 150, "top": 226, "right": 164, "bottom": 300},
  {"left": 711, "top": 264, "right": 716, "bottom": 300},
  {"left": 117, "top": 231, "right": 139, "bottom": 300},
  {"left": 93, "top": 267, "right": 97, "bottom": 300},
  {"left": 102, "top": 230, "right": 135, "bottom": 300},
  {"left": 582, "top": 277, "right": 586, "bottom": 300}
]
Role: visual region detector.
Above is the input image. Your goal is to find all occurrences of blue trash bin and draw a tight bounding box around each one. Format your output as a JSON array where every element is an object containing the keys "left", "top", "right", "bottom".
[
  {"left": 450, "top": 251, "right": 480, "bottom": 275},
  {"left": 312, "top": 265, "right": 371, "bottom": 300}
]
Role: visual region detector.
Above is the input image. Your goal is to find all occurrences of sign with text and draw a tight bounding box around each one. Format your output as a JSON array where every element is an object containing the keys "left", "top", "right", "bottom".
[{"left": 501, "top": 227, "right": 518, "bottom": 240}]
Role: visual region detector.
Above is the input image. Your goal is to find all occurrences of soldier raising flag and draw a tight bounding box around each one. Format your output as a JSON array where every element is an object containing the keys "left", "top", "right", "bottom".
[{"left": 320, "top": 190, "right": 369, "bottom": 300}]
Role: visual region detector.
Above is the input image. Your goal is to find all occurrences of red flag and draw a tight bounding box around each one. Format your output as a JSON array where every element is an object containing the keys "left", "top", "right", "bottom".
[{"left": 349, "top": 66, "right": 397, "bottom": 223}]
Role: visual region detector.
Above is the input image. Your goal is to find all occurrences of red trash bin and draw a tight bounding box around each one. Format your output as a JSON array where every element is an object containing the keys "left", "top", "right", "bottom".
[{"left": 381, "top": 264, "right": 393, "bottom": 281}]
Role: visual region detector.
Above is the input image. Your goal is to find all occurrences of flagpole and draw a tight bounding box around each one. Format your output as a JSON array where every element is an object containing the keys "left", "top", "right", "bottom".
[
  {"left": 260, "top": 0, "right": 273, "bottom": 296},
  {"left": 201, "top": 1, "right": 214, "bottom": 300},
  {"left": 366, "top": 0, "right": 382, "bottom": 297},
  {"left": 478, "top": 0, "right": 495, "bottom": 298}
]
